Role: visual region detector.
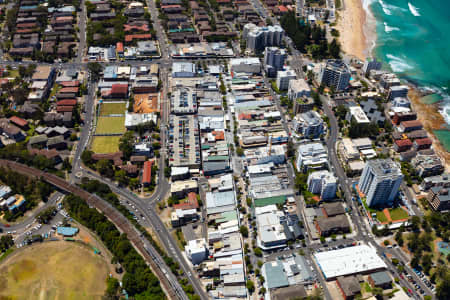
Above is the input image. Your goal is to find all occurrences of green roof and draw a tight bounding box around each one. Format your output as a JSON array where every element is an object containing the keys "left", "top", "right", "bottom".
[
  {"left": 201, "top": 145, "right": 211, "bottom": 150},
  {"left": 216, "top": 210, "right": 238, "bottom": 223},
  {"left": 207, "top": 155, "right": 229, "bottom": 161},
  {"left": 254, "top": 195, "right": 286, "bottom": 207}
]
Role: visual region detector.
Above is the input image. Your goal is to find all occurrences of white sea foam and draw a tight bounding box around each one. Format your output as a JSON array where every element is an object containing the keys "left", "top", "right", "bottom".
[
  {"left": 408, "top": 2, "right": 421, "bottom": 16},
  {"left": 362, "top": 0, "right": 378, "bottom": 57},
  {"left": 378, "top": 0, "right": 392, "bottom": 15},
  {"left": 378, "top": 0, "right": 407, "bottom": 16},
  {"left": 384, "top": 22, "right": 400, "bottom": 33},
  {"left": 386, "top": 54, "right": 414, "bottom": 72}
]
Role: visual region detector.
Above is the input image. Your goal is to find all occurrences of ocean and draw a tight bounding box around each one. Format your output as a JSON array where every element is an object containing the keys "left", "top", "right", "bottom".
[{"left": 364, "top": 0, "right": 450, "bottom": 150}]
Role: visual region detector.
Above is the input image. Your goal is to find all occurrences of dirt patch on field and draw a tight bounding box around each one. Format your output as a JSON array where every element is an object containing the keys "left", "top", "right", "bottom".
[{"left": 0, "top": 241, "right": 110, "bottom": 300}]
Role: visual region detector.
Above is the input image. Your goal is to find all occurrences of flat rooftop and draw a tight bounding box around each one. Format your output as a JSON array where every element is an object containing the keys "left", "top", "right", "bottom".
[{"left": 314, "top": 245, "right": 387, "bottom": 279}]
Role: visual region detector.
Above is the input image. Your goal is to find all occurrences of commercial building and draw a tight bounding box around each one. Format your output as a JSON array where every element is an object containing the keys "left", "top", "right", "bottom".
[
  {"left": 255, "top": 205, "right": 287, "bottom": 249},
  {"left": 170, "top": 179, "right": 198, "bottom": 198},
  {"left": 172, "top": 62, "right": 196, "bottom": 77},
  {"left": 295, "top": 143, "right": 328, "bottom": 172},
  {"left": 314, "top": 245, "right": 387, "bottom": 280},
  {"left": 292, "top": 110, "right": 325, "bottom": 139},
  {"left": 276, "top": 69, "right": 296, "bottom": 91},
  {"left": 358, "top": 159, "right": 403, "bottom": 208},
  {"left": 264, "top": 47, "right": 287, "bottom": 77},
  {"left": 206, "top": 191, "right": 236, "bottom": 215},
  {"left": 125, "top": 112, "right": 157, "bottom": 129},
  {"left": 185, "top": 238, "right": 208, "bottom": 265},
  {"left": 288, "top": 78, "right": 311, "bottom": 100},
  {"left": 171, "top": 86, "right": 197, "bottom": 114},
  {"left": 319, "top": 60, "right": 351, "bottom": 91},
  {"left": 230, "top": 57, "right": 261, "bottom": 74},
  {"left": 262, "top": 254, "right": 313, "bottom": 291},
  {"left": 307, "top": 171, "right": 337, "bottom": 200},
  {"left": 243, "top": 23, "right": 284, "bottom": 52}
]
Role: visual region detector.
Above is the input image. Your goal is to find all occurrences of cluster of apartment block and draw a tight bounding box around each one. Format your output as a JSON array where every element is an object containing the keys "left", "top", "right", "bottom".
[
  {"left": 87, "top": 0, "right": 159, "bottom": 61},
  {"left": 8, "top": 0, "right": 78, "bottom": 58}
]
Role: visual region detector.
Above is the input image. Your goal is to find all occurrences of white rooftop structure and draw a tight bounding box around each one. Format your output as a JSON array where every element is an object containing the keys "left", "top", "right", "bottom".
[
  {"left": 185, "top": 238, "right": 208, "bottom": 265},
  {"left": 230, "top": 58, "right": 261, "bottom": 74},
  {"left": 172, "top": 62, "right": 196, "bottom": 77},
  {"left": 255, "top": 205, "right": 287, "bottom": 249},
  {"left": 314, "top": 245, "right": 387, "bottom": 279},
  {"left": 124, "top": 112, "right": 157, "bottom": 128},
  {"left": 295, "top": 143, "right": 328, "bottom": 172},
  {"left": 347, "top": 106, "right": 370, "bottom": 124},
  {"left": 206, "top": 191, "right": 236, "bottom": 215}
]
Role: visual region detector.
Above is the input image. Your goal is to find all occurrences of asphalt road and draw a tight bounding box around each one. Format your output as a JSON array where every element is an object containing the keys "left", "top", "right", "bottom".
[{"left": 0, "top": 192, "right": 62, "bottom": 232}]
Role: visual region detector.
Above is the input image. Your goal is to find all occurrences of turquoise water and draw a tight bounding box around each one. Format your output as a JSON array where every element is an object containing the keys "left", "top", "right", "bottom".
[
  {"left": 434, "top": 130, "right": 450, "bottom": 152},
  {"left": 367, "top": 0, "right": 450, "bottom": 148}
]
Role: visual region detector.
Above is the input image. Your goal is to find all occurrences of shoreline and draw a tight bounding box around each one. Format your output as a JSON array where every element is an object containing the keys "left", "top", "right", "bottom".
[
  {"left": 408, "top": 89, "right": 450, "bottom": 170},
  {"left": 335, "top": 0, "right": 450, "bottom": 169},
  {"left": 336, "top": 0, "right": 376, "bottom": 61}
]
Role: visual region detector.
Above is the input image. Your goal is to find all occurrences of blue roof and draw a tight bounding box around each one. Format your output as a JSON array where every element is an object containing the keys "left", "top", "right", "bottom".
[
  {"left": 104, "top": 66, "right": 117, "bottom": 78},
  {"left": 264, "top": 261, "right": 289, "bottom": 289},
  {"left": 20, "top": 5, "right": 38, "bottom": 10},
  {"left": 57, "top": 227, "right": 79, "bottom": 236}
]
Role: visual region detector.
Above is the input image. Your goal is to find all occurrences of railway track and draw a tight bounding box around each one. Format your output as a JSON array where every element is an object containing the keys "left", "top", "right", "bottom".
[{"left": 0, "top": 160, "right": 186, "bottom": 300}]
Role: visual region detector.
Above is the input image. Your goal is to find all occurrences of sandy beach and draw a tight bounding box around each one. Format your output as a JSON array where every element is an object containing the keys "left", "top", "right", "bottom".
[
  {"left": 408, "top": 89, "right": 450, "bottom": 170},
  {"left": 336, "top": 0, "right": 371, "bottom": 61}
]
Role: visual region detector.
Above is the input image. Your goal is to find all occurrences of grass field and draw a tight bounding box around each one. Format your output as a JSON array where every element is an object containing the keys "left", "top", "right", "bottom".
[
  {"left": 91, "top": 136, "right": 121, "bottom": 153},
  {"left": 389, "top": 207, "right": 409, "bottom": 221},
  {"left": 0, "top": 241, "right": 109, "bottom": 300},
  {"left": 376, "top": 211, "right": 388, "bottom": 223},
  {"left": 100, "top": 102, "right": 126, "bottom": 116},
  {"left": 95, "top": 117, "right": 125, "bottom": 134}
]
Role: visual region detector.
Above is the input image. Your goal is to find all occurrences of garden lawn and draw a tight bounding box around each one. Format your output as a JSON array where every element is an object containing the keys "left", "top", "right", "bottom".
[
  {"left": 91, "top": 136, "right": 121, "bottom": 153},
  {"left": 376, "top": 211, "right": 389, "bottom": 223},
  {"left": 389, "top": 207, "right": 409, "bottom": 221},
  {"left": 95, "top": 117, "right": 125, "bottom": 134}
]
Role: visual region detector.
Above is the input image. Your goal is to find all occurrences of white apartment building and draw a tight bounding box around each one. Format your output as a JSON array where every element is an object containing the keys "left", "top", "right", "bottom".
[
  {"left": 307, "top": 170, "right": 337, "bottom": 200},
  {"left": 243, "top": 23, "right": 284, "bottom": 52},
  {"left": 276, "top": 69, "right": 296, "bottom": 91},
  {"left": 295, "top": 143, "right": 328, "bottom": 172},
  {"left": 358, "top": 159, "right": 403, "bottom": 207},
  {"left": 318, "top": 60, "right": 351, "bottom": 91}
]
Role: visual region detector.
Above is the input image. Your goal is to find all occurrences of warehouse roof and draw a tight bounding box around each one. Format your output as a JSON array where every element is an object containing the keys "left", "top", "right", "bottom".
[{"left": 314, "top": 245, "right": 387, "bottom": 279}]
